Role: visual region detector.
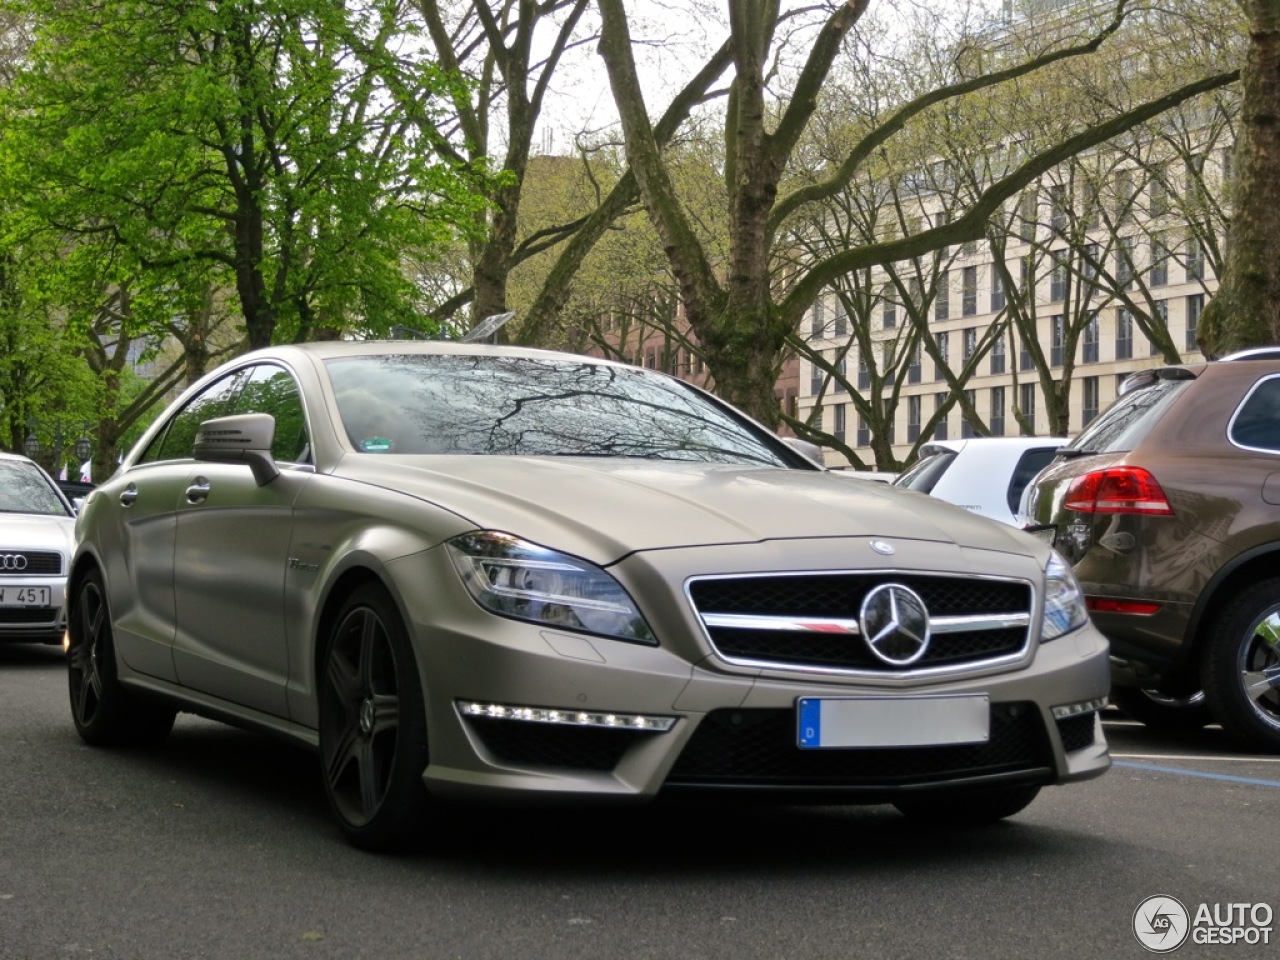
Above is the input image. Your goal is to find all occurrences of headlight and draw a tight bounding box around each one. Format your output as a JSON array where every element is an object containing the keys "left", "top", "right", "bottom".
[
  {"left": 1041, "top": 551, "right": 1088, "bottom": 641},
  {"left": 446, "top": 531, "right": 656, "bottom": 645}
]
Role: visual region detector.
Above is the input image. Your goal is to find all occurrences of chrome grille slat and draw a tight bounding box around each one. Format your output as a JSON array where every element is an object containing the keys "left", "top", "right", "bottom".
[{"left": 687, "top": 571, "right": 1034, "bottom": 676}]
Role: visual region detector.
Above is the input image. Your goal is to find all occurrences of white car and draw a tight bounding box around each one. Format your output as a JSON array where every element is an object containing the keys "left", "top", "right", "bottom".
[
  {"left": 0, "top": 451, "right": 76, "bottom": 644},
  {"left": 894, "top": 437, "right": 1067, "bottom": 526}
]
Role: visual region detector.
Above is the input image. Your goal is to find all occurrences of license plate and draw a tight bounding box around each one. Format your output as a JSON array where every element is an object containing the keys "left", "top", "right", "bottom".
[
  {"left": 0, "top": 586, "right": 51, "bottom": 607},
  {"left": 797, "top": 695, "right": 990, "bottom": 749}
]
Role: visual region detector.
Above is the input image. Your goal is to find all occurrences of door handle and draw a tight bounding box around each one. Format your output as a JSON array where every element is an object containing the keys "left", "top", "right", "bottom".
[
  {"left": 118, "top": 485, "right": 138, "bottom": 507},
  {"left": 185, "top": 477, "right": 211, "bottom": 504}
]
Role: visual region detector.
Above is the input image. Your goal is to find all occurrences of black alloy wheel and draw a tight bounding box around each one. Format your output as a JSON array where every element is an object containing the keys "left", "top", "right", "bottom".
[
  {"left": 67, "top": 567, "right": 176, "bottom": 746},
  {"left": 319, "top": 583, "right": 430, "bottom": 850},
  {"left": 1109, "top": 684, "right": 1213, "bottom": 733},
  {"left": 1201, "top": 578, "right": 1280, "bottom": 751}
]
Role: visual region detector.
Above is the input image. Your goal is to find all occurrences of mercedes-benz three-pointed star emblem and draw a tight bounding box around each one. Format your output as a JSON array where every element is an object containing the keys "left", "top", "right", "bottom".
[{"left": 859, "top": 583, "right": 931, "bottom": 666}]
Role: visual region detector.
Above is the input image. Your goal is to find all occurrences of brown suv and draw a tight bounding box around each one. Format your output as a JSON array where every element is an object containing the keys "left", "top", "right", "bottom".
[{"left": 1025, "top": 353, "right": 1280, "bottom": 749}]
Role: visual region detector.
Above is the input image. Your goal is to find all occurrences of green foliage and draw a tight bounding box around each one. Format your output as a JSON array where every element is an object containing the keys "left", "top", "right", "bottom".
[{"left": 0, "top": 0, "right": 492, "bottom": 348}]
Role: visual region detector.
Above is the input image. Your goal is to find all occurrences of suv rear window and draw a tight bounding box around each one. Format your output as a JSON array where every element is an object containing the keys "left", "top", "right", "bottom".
[
  {"left": 1229, "top": 375, "right": 1280, "bottom": 452},
  {"left": 1067, "top": 378, "right": 1191, "bottom": 454}
]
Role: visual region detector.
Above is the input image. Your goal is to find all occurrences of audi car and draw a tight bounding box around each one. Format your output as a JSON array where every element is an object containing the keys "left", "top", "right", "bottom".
[
  {"left": 67, "top": 341, "right": 1110, "bottom": 849},
  {"left": 0, "top": 451, "right": 76, "bottom": 644}
]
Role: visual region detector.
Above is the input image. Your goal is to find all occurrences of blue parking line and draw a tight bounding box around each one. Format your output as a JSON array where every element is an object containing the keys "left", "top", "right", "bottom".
[{"left": 1114, "top": 759, "right": 1280, "bottom": 788}]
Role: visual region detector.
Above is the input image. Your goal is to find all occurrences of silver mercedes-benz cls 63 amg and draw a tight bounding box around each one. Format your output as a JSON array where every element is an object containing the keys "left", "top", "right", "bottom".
[{"left": 67, "top": 341, "right": 1109, "bottom": 849}]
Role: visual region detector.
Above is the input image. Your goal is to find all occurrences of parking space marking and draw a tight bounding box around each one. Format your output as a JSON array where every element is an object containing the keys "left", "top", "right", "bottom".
[{"left": 1113, "top": 760, "right": 1280, "bottom": 788}]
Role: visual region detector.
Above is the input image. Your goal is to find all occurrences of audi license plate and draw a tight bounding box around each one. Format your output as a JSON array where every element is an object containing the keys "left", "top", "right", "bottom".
[
  {"left": 797, "top": 695, "right": 990, "bottom": 749},
  {"left": 0, "top": 586, "right": 51, "bottom": 607}
]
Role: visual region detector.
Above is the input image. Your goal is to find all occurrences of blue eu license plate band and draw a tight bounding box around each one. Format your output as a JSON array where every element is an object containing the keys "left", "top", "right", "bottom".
[{"left": 797, "top": 695, "right": 991, "bottom": 749}]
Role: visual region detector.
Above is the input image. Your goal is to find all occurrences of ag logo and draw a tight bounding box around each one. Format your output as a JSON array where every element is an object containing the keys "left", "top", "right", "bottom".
[{"left": 1133, "top": 895, "right": 1190, "bottom": 953}]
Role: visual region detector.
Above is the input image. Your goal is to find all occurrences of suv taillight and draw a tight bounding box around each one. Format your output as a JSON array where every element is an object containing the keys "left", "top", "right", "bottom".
[{"left": 1063, "top": 467, "right": 1174, "bottom": 516}]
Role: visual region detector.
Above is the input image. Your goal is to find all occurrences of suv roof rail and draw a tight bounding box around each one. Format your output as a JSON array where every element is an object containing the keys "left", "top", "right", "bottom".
[{"left": 1218, "top": 346, "right": 1280, "bottom": 362}]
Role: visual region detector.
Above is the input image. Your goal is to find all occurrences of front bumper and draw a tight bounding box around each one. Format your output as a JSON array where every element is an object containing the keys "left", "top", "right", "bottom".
[
  {"left": 390, "top": 540, "right": 1112, "bottom": 804},
  {"left": 0, "top": 575, "right": 67, "bottom": 643}
]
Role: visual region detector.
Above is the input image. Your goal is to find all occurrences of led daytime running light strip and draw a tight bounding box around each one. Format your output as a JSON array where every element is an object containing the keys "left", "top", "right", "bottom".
[
  {"left": 459, "top": 700, "right": 676, "bottom": 732},
  {"left": 1051, "top": 697, "right": 1108, "bottom": 719}
]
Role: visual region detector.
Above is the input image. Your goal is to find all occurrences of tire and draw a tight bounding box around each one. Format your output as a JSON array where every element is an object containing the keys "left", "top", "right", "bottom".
[
  {"left": 67, "top": 568, "right": 177, "bottom": 746},
  {"left": 1110, "top": 684, "right": 1213, "bottom": 734},
  {"left": 892, "top": 784, "right": 1041, "bottom": 824},
  {"left": 1200, "top": 578, "right": 1280, "bottom": 751},
  {"left": 318, "top": 583, "right": 431, "bottom": 851}
]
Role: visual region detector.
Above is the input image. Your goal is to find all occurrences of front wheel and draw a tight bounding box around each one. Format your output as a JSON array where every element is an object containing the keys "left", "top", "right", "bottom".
[
  {"left": 318, "top": 583, "right": 431, "bottom": 851},
  {"left": 67, "top": 568, "right": 176, "bottom": 746},
  {"left": 892, "top": 784, "right": 1041, "bottom": 824},
  {"left": 1200, "top": 578, "right": 1280, "bottom": 751}
]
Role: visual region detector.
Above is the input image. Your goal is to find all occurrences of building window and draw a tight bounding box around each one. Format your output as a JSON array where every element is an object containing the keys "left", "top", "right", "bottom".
[
  {"left": 1150, "top": 233, "right": 1168, "bottom": 287},
  {"left": 908, "top": 342, "right": 922, "bottom": 384},
  {"left": 907, "top": 395, "right": 922, "bottom": 442},
  {"left": 810, "top": 295, "right": 826, "bottom": 337},
  {"left": 645, "top": 347, "right": 657, "bottom": 369},
  {"left": 1186, "top": 293, "right": 1203, "bottom": 351},
  {"left": 961, "top": 389, "right": 977, "bottom": 438},
  {"left": 856, "top": 353, "right": 869, "bottom": 391},
  {"left": 990, "top": 268, "right": 1006, "bottom": 312},
  {"left": 1050, "top": 315, "right": 1064, "bottom": 367},
  {"left": 1049, "top": 250, "right": 1067, "bottom": 302},
  {"left": 934, "top": 331, "right": 949, "bottom": 381},
  {"left": 1186, "top": 236, "right": 1205, "bottom": 281},
  {"left": 1049, "top": 183, "right": 1068, "bottom": 232},
  {"left": 934, "top": 393, "right": 948, "bottom": 440},
  {"left": 1150, "top": 301, "right": 1168, "bottom": 356},
  {"left": 962, "top": 327, "right": 977, "bottom": 365},
  {"left": 1020, "top": 339, "right": 1034, "bottom": 372},
  {"left": 1115, "top": 169, "right": 1134, "bottom": 222},
  {"left": 833, "top": 301, "right": 847, "bottom": 338},
  {"left": 935, "top": 271, "right": 950, "bottom": 321},
  {"left": 1082, "top": 376, "right": 1099, "bottom": 426},
  {"left": 1117, "top": 236, "right": 1136, "bottom": 290},
  {"left": 882, "top": 342, "right": 897, "bottom": 387},
  {"left": 1017, "top": 191, "right": 1037, "bottom": 243},
  {"left": 1116, "top": 307, "right": 1133, "bottom": 360},
  {"left": 1082, "top": 311, "right": 1099, "bottom": 363},
  {"left": 1148, "top": 169, "right": 1169, "bottom": 218},
  {"left": 882, "top": 284, "right": 897, "bottom": 329},
  {"left": 809, "top": 361, "right": 823, "bottom": 396},
  {"left": 962, "top": 266, "right": 978, "bottom": 316},
  {"left": 833, "top": 404, "right": 846, "bottom": 443},
  {"left": 990, "top": 386, "right": 1006, "bottom": 437},
  {"left": 856, "top": 411, "right": 869, "bottom": 447},
  {"left": 1019, "top": 383, "right": 1037, "bottom": 435},
  {"left": 835, "top": 352, "right": 848, "bottom": 393},
  {"left": 990, "top": 336, "right": 1006, "bottom": 375}
]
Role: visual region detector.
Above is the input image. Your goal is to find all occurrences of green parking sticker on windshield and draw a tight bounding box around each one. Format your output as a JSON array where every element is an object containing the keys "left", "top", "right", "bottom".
[{"left": 360, "top": 436, "right": 394, "bottom": 452}]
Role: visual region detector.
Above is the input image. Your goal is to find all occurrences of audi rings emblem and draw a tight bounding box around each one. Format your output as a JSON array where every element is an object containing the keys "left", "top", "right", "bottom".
[
  {"left": 859, "top": 583, "right": 931, "bottom": 666},
  {"left": 0, "top": 553, "right": 29, "bottom": 571}
]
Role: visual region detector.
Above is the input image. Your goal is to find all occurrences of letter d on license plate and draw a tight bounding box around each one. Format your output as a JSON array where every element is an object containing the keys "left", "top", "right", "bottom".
[{"left": 797, "top": 695, "right": 990, "bottom": 748}]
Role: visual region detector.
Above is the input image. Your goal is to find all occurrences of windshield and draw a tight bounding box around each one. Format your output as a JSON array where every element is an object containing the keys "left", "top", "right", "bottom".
[
  {"left": 894, "top": 450, "right": 956, "bottom": 493},
  {"left": 0, "top": 460, "right": 71, "bottom": 516},
  {"left": 1067, "top": 379, "right": 1190, "bottom": 454},
  {"left": 325, "top": 354, "right": 793, "bottom": 466}
]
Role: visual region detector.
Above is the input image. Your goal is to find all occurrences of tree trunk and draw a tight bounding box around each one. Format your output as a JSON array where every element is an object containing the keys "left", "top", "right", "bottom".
[{"left": 1200, "top": 0, "right": 1280, "bottom": 354}]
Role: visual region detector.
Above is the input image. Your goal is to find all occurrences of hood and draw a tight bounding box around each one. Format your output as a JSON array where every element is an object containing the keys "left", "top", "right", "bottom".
[
  {"left": 334, "top": 455, "right": 1036, "bottom": 566},
  {"left": 0, "top": 512, "right": 76, "bottom": 553}
]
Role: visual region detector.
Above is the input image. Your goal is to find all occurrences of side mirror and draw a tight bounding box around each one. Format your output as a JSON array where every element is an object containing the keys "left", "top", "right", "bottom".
[{"left": 193, "top": 413, "right": 280, "bottom": 486}]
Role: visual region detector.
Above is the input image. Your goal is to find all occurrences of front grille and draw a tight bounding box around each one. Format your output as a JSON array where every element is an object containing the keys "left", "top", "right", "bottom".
[
  {"left": 466, "top": 716, "right": 640, "bottom": 771},
  {"left": 665, "top": 702, "right": 1051, "bottom": 788},
  {"left": 689, "top": 572, "right": 1032, "bottom": 673},
  {"left": 1056, "top": 713, "right": 1097, "bottom": 752},
  {"left": 0, "top": 551, "right": 63, "bottom": 575}
]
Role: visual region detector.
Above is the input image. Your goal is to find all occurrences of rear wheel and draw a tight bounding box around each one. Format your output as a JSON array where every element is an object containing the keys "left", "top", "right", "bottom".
[
  {"left": 67, "top": 568, "right": 176, "bottom": 746},
  {"left": 892, "top": 784, "right": 1041, "bottom": 824},
  {"left": 1110, "top": 684, "right": 1212, "bottom": 734},
  {"left": 1200, "top": 578, "right": 1280, "bottom": 751},
  {"left": 318, "top": 583, "right": 431, "bottom": 851}
]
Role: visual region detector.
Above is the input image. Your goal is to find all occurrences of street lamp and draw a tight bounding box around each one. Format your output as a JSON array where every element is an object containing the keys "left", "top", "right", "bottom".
[{"left": 23, "top": 418, "right": 95, "bottom": 478}]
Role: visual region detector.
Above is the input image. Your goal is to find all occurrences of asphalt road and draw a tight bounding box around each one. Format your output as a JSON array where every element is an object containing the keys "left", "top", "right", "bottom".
[{"left": 3, "top": 642, "right": 1278, "bottom": 960}]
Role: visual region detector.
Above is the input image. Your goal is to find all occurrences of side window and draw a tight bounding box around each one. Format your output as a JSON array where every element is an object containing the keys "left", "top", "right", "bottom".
[
  {"left": 1007, "top": 447, "right": 1061, "bottom": 514},
  {"left": 137, "top": 371, "right": 246, "bottom": 464},
  {"left": 1230, "top": 377, "right": 1280, "bottom": 453},
  {"left": 231, "top": 364, "right": 311, "bottom": 463}
]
